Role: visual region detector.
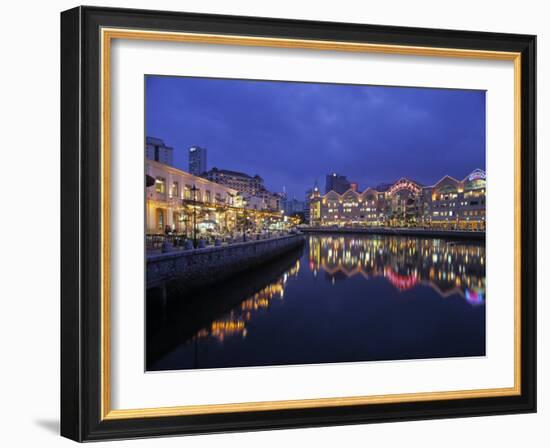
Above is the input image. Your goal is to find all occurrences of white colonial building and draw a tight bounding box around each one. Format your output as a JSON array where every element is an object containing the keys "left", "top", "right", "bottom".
[{"left": 146, "top": 160, "right": 242, "bottom": 234}]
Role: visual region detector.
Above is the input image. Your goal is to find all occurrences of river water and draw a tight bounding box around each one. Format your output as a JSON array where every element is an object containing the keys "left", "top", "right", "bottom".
[{"left": 146, "top": 233, "right": 486, "bottom": 371}]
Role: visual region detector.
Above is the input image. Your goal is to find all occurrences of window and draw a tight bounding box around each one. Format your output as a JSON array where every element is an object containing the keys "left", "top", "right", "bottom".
[
  {"left": 205, "top": 190, "right": 211, "bottom": 202},
  {"left": 171, "top": 181, "right": 179, "bottom": 197},
  {"left": 184, "top": 186, "right": 191, "bottom": 200},
  {"left": 155, "top": 177, "right": 166, "bottom": 194}
]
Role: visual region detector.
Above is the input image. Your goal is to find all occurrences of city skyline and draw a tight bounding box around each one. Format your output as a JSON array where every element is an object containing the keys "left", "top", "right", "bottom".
[{"left": 146, "top": 75, "right": 486, "bottom": 199}]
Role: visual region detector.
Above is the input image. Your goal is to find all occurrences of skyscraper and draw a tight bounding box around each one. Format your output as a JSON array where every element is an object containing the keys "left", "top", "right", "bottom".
[
  {"left": 189, "top": 146, "right": 207, "bottom": 175},
  {"left": 325, "top": 173, "right": 352, "bottom": 194},
  {"left": 145, "top": 136, "right": 174, "bottom": 166}
]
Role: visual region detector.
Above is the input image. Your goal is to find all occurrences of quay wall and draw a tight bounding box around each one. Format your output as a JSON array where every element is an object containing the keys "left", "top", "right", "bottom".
[
  {"left": 147, "top": 234, "right": 305, "bottom": 289},
  {"left": 301, "top": 227, "right": 485, "bottom": 241}
]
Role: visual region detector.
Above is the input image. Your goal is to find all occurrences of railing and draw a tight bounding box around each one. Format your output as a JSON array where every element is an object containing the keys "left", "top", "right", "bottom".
[
  {"left": 146, "top": 234, "right": 189, "bottom": 250},
  {"left": 146, "top": 230, "right": 298, "bottom": 252}
]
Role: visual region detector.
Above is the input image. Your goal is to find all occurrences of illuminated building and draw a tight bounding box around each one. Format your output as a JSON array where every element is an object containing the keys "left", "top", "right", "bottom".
[
  {"left": 146, "top": 160, "right": 287, "bottom": 236},
  {"left": 203, "top": 167, "right": 263, "bottom": 195},
  {"left": 422, "top": 169, "right": 486, "bottom": 230},
  {"left": 304, "top": 180, "right": 320, "bottom": 223},
  {"left": 253, "top": 187, "right": 282, "bottom": 211},
  {"left": 309, "top": 183, "right": 322, "bottom": 225},
  {"left": 146, "top": 136, "right": 173, "bottom": 166},
  {"left": 202, "top": 167, "right": 281, "bottom": 211},
  {"left": 310, "top": 169, "right": 486, "bottom": 230},
  {"left": 310, "top": 185, "right": 389, "bottom": 227},
  {"left": 146, "top": 160, "right": 241, "bottom": 234},
  {"left": 188, "top": 146, "right": 207, "bottom": 175}
]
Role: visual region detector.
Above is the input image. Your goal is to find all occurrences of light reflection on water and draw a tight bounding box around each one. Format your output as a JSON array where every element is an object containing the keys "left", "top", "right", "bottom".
[
  {"left": 147, "top": 234, "right": 486, "bottom": 371},
  {"left": 308, "top": 235, "right": 485, "bottom": 305},
  {"left": 193, "top": 260, "right": 300, "bottom": 342}
]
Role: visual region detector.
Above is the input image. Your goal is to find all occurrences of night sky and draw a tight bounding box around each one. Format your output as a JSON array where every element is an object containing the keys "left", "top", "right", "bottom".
[{"left": 145, "top": 76, "right": 486, "bottom": 199}]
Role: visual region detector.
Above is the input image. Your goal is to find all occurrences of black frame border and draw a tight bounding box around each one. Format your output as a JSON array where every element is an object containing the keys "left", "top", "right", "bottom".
[{"left": 61, "top": 6, "right": 536, "bottom": 442}]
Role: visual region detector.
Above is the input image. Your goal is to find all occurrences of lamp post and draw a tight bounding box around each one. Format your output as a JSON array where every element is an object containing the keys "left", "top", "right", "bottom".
[
  {"left": 191, "top": 184, "right": 198, "bottom": 248},
  {"left": 226, "top": 192, "right": 234, "bottom": 236},
  {"left": 242, "top": 198, "right": 248, "bottom": 242}
]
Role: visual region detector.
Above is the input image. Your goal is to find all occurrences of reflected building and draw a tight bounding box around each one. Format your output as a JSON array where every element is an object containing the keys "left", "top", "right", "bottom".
[
  {"left": 187, "top": 234, "right": 484, "bottom": 346},
  {"left": 308, "top": 235, "right": 485, "bottom": 304},
  {"left": 148, "top": 233, "right": 486, "bottom": 371},
  {"left": 192, "top": 260, "right": 301, "bottom": 342}
]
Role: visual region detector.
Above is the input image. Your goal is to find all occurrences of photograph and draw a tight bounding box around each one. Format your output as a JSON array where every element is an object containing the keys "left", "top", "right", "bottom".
[
  {"left": 144, "top": 76, "right": 487, "bottom": 371},
  {"left": 57, "top": 4, "right": 538, "bottom": 442}
]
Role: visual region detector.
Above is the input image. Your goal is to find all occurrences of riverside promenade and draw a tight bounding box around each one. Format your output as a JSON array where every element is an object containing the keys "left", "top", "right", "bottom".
[
  {"left": 147, "top": 233, "right": 305, "bottom": 290},
  {"left": 301, "top": 226, "right": 485, "bottom": 241}
]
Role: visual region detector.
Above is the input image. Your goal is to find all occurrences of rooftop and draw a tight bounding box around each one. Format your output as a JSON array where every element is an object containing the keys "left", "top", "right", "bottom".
[{"left": 206, "top": 167, "right": 263, "bottom": 181}]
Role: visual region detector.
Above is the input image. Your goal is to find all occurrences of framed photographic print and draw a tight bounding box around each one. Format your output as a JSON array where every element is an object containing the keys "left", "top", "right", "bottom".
[{"left": 60, "top": 6, "right": 536, "bottom": 442}]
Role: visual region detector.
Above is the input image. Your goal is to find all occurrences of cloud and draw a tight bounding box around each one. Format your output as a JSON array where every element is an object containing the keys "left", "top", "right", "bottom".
[{"left": 146, "top": 76, "right": 485, "bottom": 197}]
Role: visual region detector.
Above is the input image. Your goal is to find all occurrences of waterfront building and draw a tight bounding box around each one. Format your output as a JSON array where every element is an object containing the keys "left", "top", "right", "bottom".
[
  {"left": 386, "top": 178, "right": 423, "bottom": 227},
  {"left": 310, "top": 169, "right": 486, "bottom": 230},
  {"left": 310, "top": 185, "right": 389, "bottom": 227},
  {"left": 146, "top": 160, "right": 241, "bottom": 234},
  {"left": 146, "top": 136, "right": 174, "bottom": 166},
  {"left": 422, "top": 169, "right": 486, "bottom": 230},
  {"left": 146, "top": 160, "right": 288, "bottom": 240},
  {"left": 309, "top": 184, "right": 322, "bottom": 225},
  {"left": 325, "top": 173, "right": 352, "bottom": 194},
  {"left": 188, "top": 146, "right": 207, "bottom": 175},
  {"left": 359, "top": 187, "right": 389, "bottom": 226}
]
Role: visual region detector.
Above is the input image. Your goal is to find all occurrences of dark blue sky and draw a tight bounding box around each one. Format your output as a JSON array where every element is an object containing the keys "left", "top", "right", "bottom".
[{"left": 146, "top": 76, "right": 485, "bottom": 199}]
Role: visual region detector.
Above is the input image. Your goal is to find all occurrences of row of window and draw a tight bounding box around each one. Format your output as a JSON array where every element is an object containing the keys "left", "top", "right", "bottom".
[
  {"left": 432, "top": 200, "right": 485, "bottom": 208},
  {"left": 432, "top": 210, "right": 486, "bottom": 217},
  {"left": 154, "top": 177, "right": 227, "bottom": 204}
]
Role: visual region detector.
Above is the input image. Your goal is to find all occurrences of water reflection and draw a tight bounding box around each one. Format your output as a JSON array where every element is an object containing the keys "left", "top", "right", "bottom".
[
  {"left": 309, "top": 235, "right": 485, "bottom": 306},
  {"left": 147, "top": 234, "right": 486, "bottom": 371},
  {"left": 193, "top": 260, "right": 300, "bottom": 342}
]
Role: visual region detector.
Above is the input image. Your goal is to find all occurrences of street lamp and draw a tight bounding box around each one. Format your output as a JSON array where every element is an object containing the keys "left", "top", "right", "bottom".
[
  {"left": 191, "top": 184, "right": 199, "bottom": 248},
  {"left": 242, "top": 198, "right": 248, "bottom": 242},
  {"left": 226, "top": 192, "right": 234, "bottom": 236}
]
